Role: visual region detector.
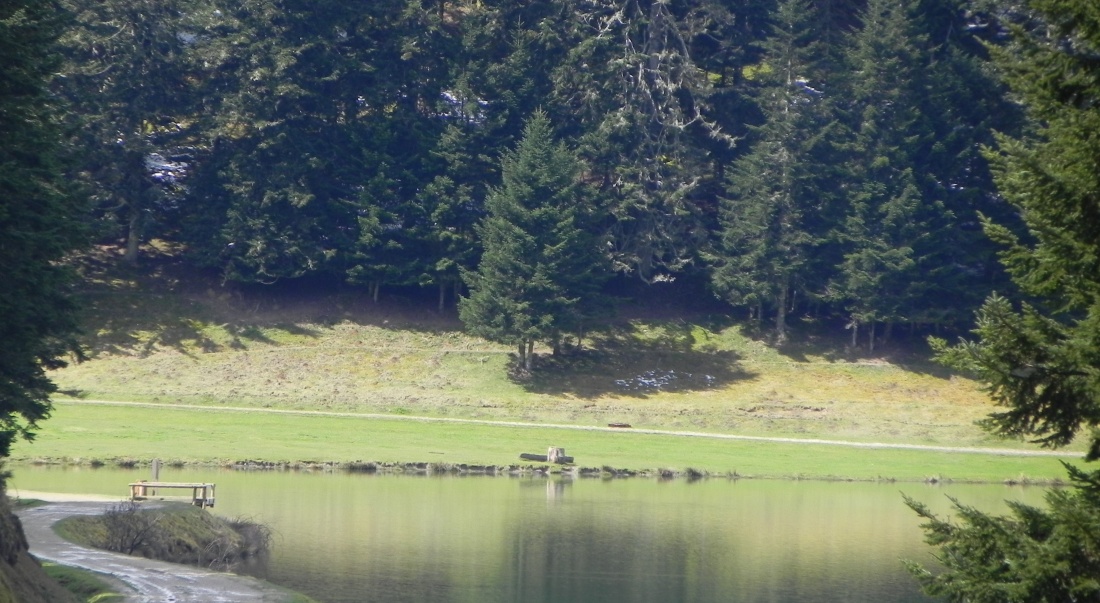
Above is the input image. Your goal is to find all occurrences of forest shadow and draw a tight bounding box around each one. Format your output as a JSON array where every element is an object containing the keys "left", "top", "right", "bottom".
[
  {"left": 517, "top": 320, "right": 756, "bottom": 398},
  {"left": 78, "top": 286, "right": 324, "bottom": 358},
  {"left": 73, "top": 249, "right": 327, "bottom": 358},
  {"left": 72, "top": 246, "right": 965, "bottom": 384},
  {"left": 768, "top": 317, "right": 966, "bottom": 381}
]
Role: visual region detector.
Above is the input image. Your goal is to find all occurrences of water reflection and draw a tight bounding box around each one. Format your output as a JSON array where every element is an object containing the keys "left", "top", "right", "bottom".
[{"left": 9, "top": 467, "right": 1049, "bottom": 603}]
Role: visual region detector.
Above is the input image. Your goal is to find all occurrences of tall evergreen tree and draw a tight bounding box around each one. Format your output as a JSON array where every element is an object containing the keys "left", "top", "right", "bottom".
[
  {"left": 712, "top": 0, "right": 834, "bottom": 344},
  {"left": 905, "top": 0, "right": 1025, "bottom": 326},
  {"left": 186, "top": 0, "right": 452, "bottom": 285},
  {"left": 909, "top": 1, "right": 1100, "bottom": 599},
  {"left": 411, "top": 124, "right": 489, "bottom": 311},
  {"left": 459, "top": 111, "right": 609, "bottom": 371},
  {"left": 57, "top": 0, "right": 212, "bottom": 263},
  {"left": 556, "top": 0, "right": 742, "bottom": 282},
  {"left": 0, "top": 0, "right": 86, "bottom": 457},
  {"left": 830, "top": 0, "right": 952, "bottom": 350}
]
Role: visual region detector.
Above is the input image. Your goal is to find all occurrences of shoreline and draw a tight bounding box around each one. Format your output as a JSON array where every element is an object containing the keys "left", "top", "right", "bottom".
[
  {"left": 9, "top": 457, "right": 1069, "bottom": 486},
  {"left": 15, "top": 400, "right": 1081, "bottom": 485}
]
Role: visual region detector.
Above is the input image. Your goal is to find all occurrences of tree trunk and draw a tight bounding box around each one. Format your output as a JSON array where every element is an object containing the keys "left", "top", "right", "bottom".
[
  {"left": 525, "top": 340, "right": 534, "bottom": 371},
  {"left": 851, "top": 318, "right": 858, "bottom": 347},
  {"left": 547, "top": 447, "right": 566, "bottom": 463},
  {"left": 438, "top": 281, "right": 446, "bottom": 312},
  {"left": 869, "top": 321, "right": 876, "bottom": 354},
  {"left": 775, "top": 281, "right": 789, "bottom": 345},
  {"left": 123, "top": 204, "right": 141, "bottom": 264}
]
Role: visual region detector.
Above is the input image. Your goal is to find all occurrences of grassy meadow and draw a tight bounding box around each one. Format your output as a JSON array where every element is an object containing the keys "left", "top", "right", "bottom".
[{"left": 11, "top": 249, "right": 1086, "bottom": 481}]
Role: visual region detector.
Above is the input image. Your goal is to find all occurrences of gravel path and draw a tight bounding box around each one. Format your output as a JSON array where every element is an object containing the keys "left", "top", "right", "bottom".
[{"left": 17, "top": 499, "right": 293, "bottom": 602}]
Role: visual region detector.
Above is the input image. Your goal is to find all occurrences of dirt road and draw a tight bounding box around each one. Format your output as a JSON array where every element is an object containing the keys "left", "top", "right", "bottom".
[{"left": 16, "top": 496, "right": 294, "bottom": 602}]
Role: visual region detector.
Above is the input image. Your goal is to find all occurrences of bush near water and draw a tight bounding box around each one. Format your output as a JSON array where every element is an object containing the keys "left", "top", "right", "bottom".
[{"left": 54, "top": 502, "right": 271, "bottom": 572}]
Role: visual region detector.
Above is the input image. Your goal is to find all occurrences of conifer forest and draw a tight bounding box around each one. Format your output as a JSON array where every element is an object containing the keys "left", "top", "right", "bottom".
[{"left": 46, "top": 0, "right": 1035, "bottom": 347}]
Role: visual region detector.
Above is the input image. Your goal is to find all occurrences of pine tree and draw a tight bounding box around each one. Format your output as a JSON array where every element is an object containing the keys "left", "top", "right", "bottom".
[
  {"left": 413, "top": 125, "right": 488, "bottom": 311},
  {"left": 910, "top": 1, "right": 1100, "bottom": 599},
  {"left": 0, "top": 0, "right": 86, "bottom": 457},
  {"left": 459, "top": 111, "right": 609, "bottom": 371},
  {"left": 187, "top": 0, "right": 452, "bottom": 285}
]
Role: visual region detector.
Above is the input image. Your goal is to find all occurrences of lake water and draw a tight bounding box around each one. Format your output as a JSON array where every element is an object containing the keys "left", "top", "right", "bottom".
[{"left": 9, "top": 466, "right": 1050, "bottom": 603}]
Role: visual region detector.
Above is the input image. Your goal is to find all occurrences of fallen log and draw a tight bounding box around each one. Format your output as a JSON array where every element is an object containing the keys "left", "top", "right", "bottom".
[{"left": 519, "top": 453, "right": 574, "bottom": 464}]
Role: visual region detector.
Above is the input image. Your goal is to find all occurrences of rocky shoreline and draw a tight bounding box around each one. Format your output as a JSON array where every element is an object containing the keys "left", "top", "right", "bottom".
[
  {"left": 23, "top": 456, "right": 716, "bottom": 479},
  {"left": 14, "top": 456, "right": 1065, "bottom": 485}
]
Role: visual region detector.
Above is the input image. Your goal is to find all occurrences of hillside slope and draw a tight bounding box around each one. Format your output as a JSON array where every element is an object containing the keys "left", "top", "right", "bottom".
[
  {"left": 40, "top": 248, "right": 1025, "bottom": 451},
  {"left": 2, "top": 249, "right": 1084, "bottom": 480}
]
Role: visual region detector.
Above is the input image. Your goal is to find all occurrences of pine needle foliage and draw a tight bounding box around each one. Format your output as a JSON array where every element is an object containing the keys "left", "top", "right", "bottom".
[
  {"left": 459, "top": 110, "right": 609, "bottom": 371},
  {"left": 914, "top": 1, "right": 1100, "bottom": 600},
  {"left": 0, "top": 0, "right": 86, "bottom": 457}
]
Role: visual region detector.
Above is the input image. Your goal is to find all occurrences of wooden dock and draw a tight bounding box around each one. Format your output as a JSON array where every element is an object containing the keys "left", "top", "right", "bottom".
[{"left": 129, "top": 481, "right": 216, "bottom": 508}]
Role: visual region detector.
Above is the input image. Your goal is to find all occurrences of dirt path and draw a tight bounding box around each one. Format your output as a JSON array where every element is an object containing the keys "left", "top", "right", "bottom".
[
  {"left": 61, "top": 398, "right": 1082, "bottom": 458},
  {"left": 16, "top": 497, "right": 293, "bottom": 602}
]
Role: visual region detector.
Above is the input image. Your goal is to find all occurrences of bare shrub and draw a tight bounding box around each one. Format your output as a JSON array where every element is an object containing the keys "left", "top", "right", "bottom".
[
  {"left": 201, "top": 516, "right": 273, "bottom": 571},
  {"left": 100, "top": 501, "right": 162, "bottom": 555}
]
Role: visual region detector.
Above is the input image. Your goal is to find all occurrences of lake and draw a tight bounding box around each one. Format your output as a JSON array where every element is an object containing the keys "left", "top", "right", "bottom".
[{"left": 8, "top": 466, "right": 1050, "bottom": 603}]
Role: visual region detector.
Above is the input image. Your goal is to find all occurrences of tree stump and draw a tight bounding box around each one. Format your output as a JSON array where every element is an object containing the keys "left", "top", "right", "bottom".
[{"left": 547, "top": 447, "right": 566, "bottom": 463}]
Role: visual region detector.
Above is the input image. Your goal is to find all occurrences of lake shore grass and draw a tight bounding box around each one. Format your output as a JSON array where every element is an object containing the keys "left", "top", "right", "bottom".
[
  {"left": 11, "top": 248, "right": 1087, "bottom": 483},
  {"left": 11, "top": 399, "right": 1078, "bottom": 483},
  {"left": 41, "top": 562, "right": 124, "bottom": 602}
]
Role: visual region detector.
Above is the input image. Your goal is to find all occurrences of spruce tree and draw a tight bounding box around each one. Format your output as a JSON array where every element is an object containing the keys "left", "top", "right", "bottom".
[
  {"left": 909, "top": 1, "right": 1100, "bottom": 599},
  {"left": 459, "top": 111, "right": 608, "bottom": 371},
  {"left": 0, "top": 0, "right": 86, "bottom": 457},
  {"left": 186, "top": 0, "right": 452, "bottom": 285}
]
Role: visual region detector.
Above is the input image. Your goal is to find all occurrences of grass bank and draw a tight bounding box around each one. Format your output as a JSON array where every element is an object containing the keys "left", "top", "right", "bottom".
[
  {"left": 15, "top": 400, "right": 1077, "bottom": 483},
  {"left": 54, "top": 502, "right": 269, "bottom": 571},
  {"left": 40, "top": 564, "right": 122, "bottom": 603},
  {"left": 12, "top": 249, "right": 1086, "bottom": 482}
]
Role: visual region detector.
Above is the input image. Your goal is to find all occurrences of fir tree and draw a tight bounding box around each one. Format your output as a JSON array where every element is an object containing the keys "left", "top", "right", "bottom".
[
  {"left": 0, "top": 0, "right": 86, "bottom": 457},
  {"left": 56, "top": 0, "right": 212, "bottom": 263},
  {"left": 830, "top": 0, "right": 952, "bottom": 350},
  {"left": 188, "top": 0, "right": 452, "bottom": 285},
  {"left": 910, "top": 1, "right": 1100, "bottom": 599},
  {"left": 712, "top": 0, "right": 833, "bottom": 344},
  {"left": 557, "top": 0, "right": 741, "bottom": 282},
  {"left": 459, "top": 111, "right": 609, "bottom": 371}
]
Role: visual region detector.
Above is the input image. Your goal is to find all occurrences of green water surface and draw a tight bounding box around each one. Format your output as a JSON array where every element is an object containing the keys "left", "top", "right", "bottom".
[{"left": 9, "top": 466, "right": 1050, "bottom": 603}]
